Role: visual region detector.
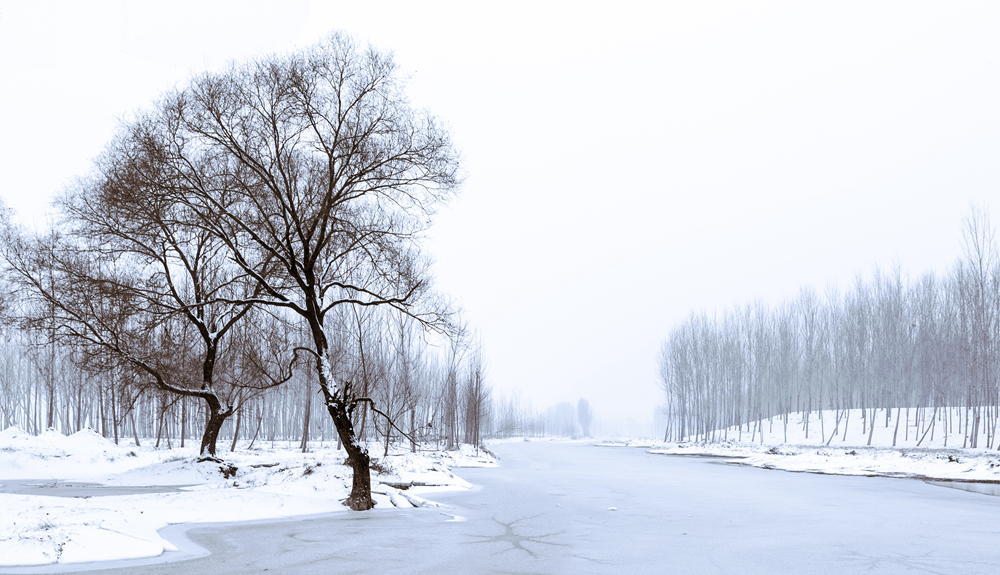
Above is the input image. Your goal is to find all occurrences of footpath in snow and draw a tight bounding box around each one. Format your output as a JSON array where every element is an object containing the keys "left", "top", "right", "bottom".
[
  {"left": 0, "top": 427, "right": 495, "bottom": 568},
  {"left": 606, "top": 407, "right": 1000, "bottom": 486}
]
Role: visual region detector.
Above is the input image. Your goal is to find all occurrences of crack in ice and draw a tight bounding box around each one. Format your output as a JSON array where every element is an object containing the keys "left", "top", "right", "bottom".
[{"left": 464, "top": 515, "right": 567, "bottom": 558}]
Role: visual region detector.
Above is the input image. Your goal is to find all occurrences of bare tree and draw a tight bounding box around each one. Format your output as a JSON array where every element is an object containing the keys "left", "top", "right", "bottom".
[
  {"left": 95, "top": 33, "right": 459, "bottom": 509},
  {"left": 1, "top": 169, "right": 294, "bottom": 456}
]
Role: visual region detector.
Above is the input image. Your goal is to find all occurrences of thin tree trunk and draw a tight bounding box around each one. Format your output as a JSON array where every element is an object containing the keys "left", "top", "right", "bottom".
[
  {"left": 228, "top": 406, "right": 241, "bottom": 452},
  {"left": 130, "top": 411, "right": 141, "bottom": 447},
  {"left": 411, "top": 409, "right": 417, "bottom": 453},
  {"left": 111, "top": 387, "right": 119, "bottom": 445},
  {"left": 826, "top": 409, "right": 843, "bottom": 446},
  {"left": 247, "top": 406, "right": 263, "bottom": 450},
  {"left": 300, "top": 373, "right": 312, "bottom": 453},
  {"left": 917, "top": 405, "right": 937, "bottom": 447},
  {"left": 180, "top": 397, "right": 186, "bottom": 448},
  {"left": 155, "top": 398, "right": 164, "bottom": 448},
  {"left": 867, "top": 407, "right": 877, "bottom": 446},
  {"left": 98, "top": 384, "right": 106, "bottom": 438},
  {"left": 892, "top": 406, "right": 901, "bottom": 447}
]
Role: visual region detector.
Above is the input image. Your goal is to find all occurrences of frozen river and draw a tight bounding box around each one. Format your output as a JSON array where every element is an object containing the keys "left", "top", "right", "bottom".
[{"left": 13, "top": 440, "right": 1000, "bottom": 574}]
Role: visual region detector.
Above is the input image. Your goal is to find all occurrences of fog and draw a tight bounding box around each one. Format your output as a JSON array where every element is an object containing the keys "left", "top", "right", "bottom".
[{"left": 2, "top": 2, "right": 1000, "bottom": 433}]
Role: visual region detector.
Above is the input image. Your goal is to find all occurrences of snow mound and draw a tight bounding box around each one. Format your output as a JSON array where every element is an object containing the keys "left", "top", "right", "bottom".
[
  {"left": 0, "top": 425, "right": 31, "bottom": 445},
  {"left": 64, "top": 427, "right": 120, "bottom": 452},
  {"left": 1, "top": 426, "right": 129, "bottom": 458},
  {"left": 0, "top": 426, "right": 152, "bottom": 480}
]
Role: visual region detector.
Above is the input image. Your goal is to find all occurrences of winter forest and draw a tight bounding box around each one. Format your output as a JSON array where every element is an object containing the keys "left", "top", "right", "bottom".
[{"left": 659, "top": 207, "right": 1000, "bottom": 449}]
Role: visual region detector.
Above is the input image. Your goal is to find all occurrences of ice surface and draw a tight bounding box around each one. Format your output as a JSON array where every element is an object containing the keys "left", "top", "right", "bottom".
[{"left": 4, "top": 440, "right": 988, "bottom": 575}]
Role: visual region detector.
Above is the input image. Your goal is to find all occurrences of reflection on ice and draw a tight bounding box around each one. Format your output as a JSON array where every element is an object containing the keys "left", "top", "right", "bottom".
[{"left": 927, "top": 480, "right": 1000, "bottom": 496}]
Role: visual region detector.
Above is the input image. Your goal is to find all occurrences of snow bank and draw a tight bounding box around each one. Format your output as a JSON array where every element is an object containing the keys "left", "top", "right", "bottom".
[
  {"left": 611, "top": 408, "right": 1000, "bottom": 484},
  {"left": 0, "top": 426, "right": 159, "bottom": 481},
  {"left": 676, "top": 407, "right": 995, "bottom": 450},
  {"left": 640, "top": 441, "right": 1000, "bottom": 483}
]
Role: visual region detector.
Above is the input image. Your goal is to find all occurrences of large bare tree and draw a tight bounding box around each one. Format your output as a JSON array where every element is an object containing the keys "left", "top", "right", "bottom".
[{"left": 96, "top": 33, "right": 459, "bottom": 509}]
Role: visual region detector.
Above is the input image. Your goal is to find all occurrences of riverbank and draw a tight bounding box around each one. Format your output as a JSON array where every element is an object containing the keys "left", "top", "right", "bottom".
[{"left": 603, "top": 408, "right": 1000, "bottom": 484}]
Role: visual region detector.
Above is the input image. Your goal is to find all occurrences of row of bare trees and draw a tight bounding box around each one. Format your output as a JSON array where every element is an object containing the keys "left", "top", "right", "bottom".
[
  {"left": 659, "top": 208, "right": 1000, "bottom": 448},
  {"left": 0, "top": 304, "right": 495, "bottom": 450}
]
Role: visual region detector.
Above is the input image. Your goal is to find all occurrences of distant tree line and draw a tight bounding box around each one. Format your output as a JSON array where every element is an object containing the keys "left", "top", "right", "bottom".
[
  {"left": 0, "top": 277, "right": 498, "bottom": 453},
  {"left": 0, "top": 314, "right": 586, "bottom": 448},
  {"left": 659, "top": 207, "right": 1000, "bottom": 449}
]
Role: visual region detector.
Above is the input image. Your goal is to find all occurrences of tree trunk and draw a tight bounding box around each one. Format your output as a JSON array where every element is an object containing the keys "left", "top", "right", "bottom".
[
  {"left": 75, "top": 379, "right": 83, "bottom": 433},
  {"left": 917, "top": 405, "right": 937, "bottom": 447},
  {"left": 230, "top": 406, "right": 242, "bottom": 452},
  {"left": 826, "top": 409, "right": 842, "bottom": 446},
  {"left": 199, "top": 396, "right": 232, "bottom": 458},
  {"left": 327, "top": 399, "right": 373, "bottom": 511},
  {"left": 111, "top": 387, "right": 119, "bottom": 445},
  {"left": 944, "top": 406, "right": 950, "bottom": 447},
  {"left": 313, "top": 330, "right": 373, "bottom": 510},
  {"left": 155, "top": 399, "right": 164, "bottom": 448},
  {"left": 130, "top": 411, "right": 141, "bottom": 447},
  {"left": 98, "top": 383, "right": 106, "bottom": 438},
  {"left": 971, "top": 408, "right": 981, "bottom": 448},
  {"left": 384, "top": 420, "right": 391, "bottom": 458},
  {"left": 300, "top": 371, "right": 312, "bottom": 453},
  {"left": 180, "top": 397, "right": 186, "bottom": 448},
  {"left": 892, "top": 406, "right": 901, "bottom": 447},
  {"left": 248, "top": 406, "right": 263, "bottom": 450},
  {"left": 866, "top": 407, "right": 876, "bottom": 446},
  {"left": 841, "top": 408, "right": 850, "bottom": 442}
]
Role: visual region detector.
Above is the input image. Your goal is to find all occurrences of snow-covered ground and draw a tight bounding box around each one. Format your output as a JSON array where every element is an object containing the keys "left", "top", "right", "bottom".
[
  {"left": 604, "top": 407, "right": 1000, "bottom": 484},
  {"left": 0, "top": 427, "right": 495, "bottom": 567}
]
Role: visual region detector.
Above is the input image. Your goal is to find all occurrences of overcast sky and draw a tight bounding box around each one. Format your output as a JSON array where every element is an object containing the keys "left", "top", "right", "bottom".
[{"left": 2, "top": 1, "right": 999, "bottom": 432}]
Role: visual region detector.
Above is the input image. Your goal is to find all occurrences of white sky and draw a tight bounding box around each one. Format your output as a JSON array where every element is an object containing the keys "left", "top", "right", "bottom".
[{"left": 2, "top": 1, "right": 999, "bottom": 429}]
